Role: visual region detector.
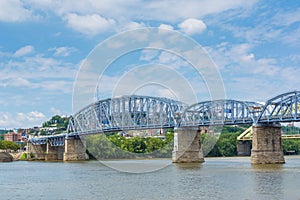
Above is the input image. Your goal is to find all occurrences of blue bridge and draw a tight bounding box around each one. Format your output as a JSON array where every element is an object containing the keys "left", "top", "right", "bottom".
[{"left": 28, "top": 91, "right": 300, "bottom": 164}]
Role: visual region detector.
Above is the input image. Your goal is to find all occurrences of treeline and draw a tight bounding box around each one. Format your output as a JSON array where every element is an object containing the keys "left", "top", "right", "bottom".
[
  {"left": 41, "top": 115, "right": 69, "bottom": 135},
  {"left": 86, "top": 125, "right": 300, "bottom": 159},
  {"left": 85, "top": 126, "right": 246, "bottom": 159},
  {"left": 283, "top": 139, "right": 300, "bottom": 154},
  {"left": 202, "top": 126, "right": 245, "bottom": 157},
  {"left": 86, "top": 131, "right": 174, "bottom": 159},
  {"left": 42, "top": 115, "right": 69, "bottom": 129}
]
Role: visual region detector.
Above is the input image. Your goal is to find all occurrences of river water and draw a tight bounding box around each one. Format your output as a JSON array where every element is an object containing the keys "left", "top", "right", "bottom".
[{"left": 1, "top": 156, "right": 300, "bottom": 200}]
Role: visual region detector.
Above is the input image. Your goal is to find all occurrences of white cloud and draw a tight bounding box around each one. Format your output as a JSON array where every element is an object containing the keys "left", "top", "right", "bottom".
[
  {"left": 273, "top": 8, "right": 300, "bottom": 26},
  {"left": 0, "top": 77, "right": 31, "bottom": 88},
  {"left": 178, "top": 18, "right": 207, "bottom": 35},
  {"left": 49, "top": 46, "right": 77, "bottom": 57},
  {"left": 158, "top": 24, "right": 174, "bottom": 30},
  {"left": 206, "top": 42, "right": 300, "bottom": 100},
  {"left": 140, "top": 49, "right": 159, "bottom": 61},
  {"left": 0, "top": 111, "right": 47, "bottom": 128},
  {"left": 0, "top": 51, "right": 77, "bottom": 93},
  {"left": 207, "top": 43, "right": 279, "bottom": 75},
  {"left": 14, "top": 45, "right": 35, "bottom": 57},
  {"left": 65, "top": 13, "right": 116, "bottom": 36},
  {"left": 50, "top": 107, "right": 62, "bottom": 116},
  {"left": 0, "top": 0, "right": 33, "bottom": 22},
  {"left": 119, "top": 21, "right": 145, "bottom": 31},
  {"left": 25, "top": 0, "right": 258, "bottom": 34},
  {"left": 158, "top": 51, "right": 182, "bottom": 65},
  {"left": 28, "top": 0, "right": 258, "bottom": 22}
]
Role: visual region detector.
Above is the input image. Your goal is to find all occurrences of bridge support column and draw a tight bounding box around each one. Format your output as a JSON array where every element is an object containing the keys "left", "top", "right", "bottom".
[
  {"left": 45, "top": 142, "right": 64, "bottom": 161},
  {"left": 63, "top": 137, "right": 88, "bottom": 161},
  {"left": 172, "top": 127, "right": 204, "bottom": 163},
  {"left": 237, "top": 141, "right": 251, "bottom": 156},
  {"left": 27, "top": 142, "right": 46, "bottom": 160},
  {"left": 251, "top": 123, "right": 285, "bottom": 164}
]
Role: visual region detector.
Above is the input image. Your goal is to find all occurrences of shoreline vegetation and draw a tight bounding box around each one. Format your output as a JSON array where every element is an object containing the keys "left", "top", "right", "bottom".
[{"left": 86, "top": 125, "right": 300, "bottom": 159}]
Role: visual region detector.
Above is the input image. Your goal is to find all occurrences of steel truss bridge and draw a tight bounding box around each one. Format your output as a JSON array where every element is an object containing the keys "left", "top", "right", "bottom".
[{"left": 30, "top": 91, "right": 300, "bottom": 146}]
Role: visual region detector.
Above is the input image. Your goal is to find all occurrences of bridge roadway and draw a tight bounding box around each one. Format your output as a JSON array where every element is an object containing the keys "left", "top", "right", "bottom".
[{"left": 28, "top": 91, "right": 300, "bottom": 164}]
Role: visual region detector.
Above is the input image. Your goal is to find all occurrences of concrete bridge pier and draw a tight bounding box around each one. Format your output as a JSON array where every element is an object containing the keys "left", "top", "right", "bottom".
[
  {"left": 27, "top": 142, "right": 46, "bottom": 160},
  {"left": 172, "top": 127, "right": 204, "bottom": 163},
  {"left": 251, "top": 123, "right": 285, "bottom": 164},
  {"left": 63, "top": 137, "right": 88, "bottom": 161},
  {"left": 237, "top": 141, "right": 251, "bottom": 156},
  {"left": 45, "top": 142, "right": 64, "bottom": 161}
]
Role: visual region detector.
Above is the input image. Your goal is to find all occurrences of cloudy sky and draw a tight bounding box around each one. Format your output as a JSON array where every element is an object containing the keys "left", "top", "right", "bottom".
[{"left": 0, "top": 0, "right": 300, "bottom": 128}]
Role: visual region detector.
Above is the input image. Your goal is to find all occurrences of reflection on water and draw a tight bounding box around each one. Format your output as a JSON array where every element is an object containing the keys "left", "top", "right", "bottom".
[
  {"left": 252, "top": 164, "right": 284, "bottom": 200},
  {"left": 251, "top": 163, "right": 284, "bottom": 171},
  {"left": 0, "top": 156, "right": 300, "bottom": 200},
  {"left": 174, "top": 163, "right": 203, "bottom": 170}
]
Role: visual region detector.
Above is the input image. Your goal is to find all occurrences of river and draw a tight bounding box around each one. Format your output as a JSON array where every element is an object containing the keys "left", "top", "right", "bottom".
[{"left": 1, "top": 156, "right": 300, "bottom": 200}]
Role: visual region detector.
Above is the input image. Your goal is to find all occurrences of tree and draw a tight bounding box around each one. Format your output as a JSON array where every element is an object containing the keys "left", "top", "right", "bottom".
[
  {"left": 145, "top": 137, "right": 164, "bottom": 153},
  {"left": 283, "top": 139, "right": 300, "bottom": 154},
  {"left": 0, "top": 141, "right": 19, "bottom": 151},
  {"left": 201, "top": 134, "right": 219, "bottom": 156}
]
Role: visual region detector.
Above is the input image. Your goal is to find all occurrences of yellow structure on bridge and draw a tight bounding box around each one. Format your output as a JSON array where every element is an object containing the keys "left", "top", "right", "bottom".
[{"left": 237, "top": 126, "right": 300, "bottom": 141}]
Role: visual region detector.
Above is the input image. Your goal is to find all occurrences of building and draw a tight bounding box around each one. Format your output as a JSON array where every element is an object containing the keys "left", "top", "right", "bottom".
[{"left": 4, "top": 129, "right": 27, "bottom": 142}]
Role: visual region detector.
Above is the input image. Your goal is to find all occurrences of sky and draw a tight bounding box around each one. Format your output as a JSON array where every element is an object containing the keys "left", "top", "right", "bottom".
[{"left": 0, "top": 0, "right": 300, "bottom": 129}]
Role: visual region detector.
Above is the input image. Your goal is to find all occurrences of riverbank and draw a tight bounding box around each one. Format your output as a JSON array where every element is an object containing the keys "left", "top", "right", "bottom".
[
  {"left": 0, "top": 151, "right": 23, "bottom": 162},
  {"left": 0, "top": 152, "right": 13, "bottom": 162}
]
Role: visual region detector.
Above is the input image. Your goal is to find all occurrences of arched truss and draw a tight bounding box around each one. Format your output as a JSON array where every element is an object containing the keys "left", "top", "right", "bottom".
[
  {"left": 257, "top": 91, "right": 300, "bottom": 123},
  {"left": 180, "top": 100, "right": 263, "bottom": 126},
  {"left": 68, "top": 95, "right": 186, "bottom": 134}
]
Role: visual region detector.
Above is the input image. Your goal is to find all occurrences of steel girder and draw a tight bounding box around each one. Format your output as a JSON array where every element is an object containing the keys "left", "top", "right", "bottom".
[
  {"left": 68, "top": 95, "right": 186, "bottom": 134},
  {"left": 180, "top": 99, "right": 263, "bottom": 126},
  {"left": 29, "top": 134, "right": 66, "bottom": 146},
  {"left": 256, "top": 91, "right": 300, "bottom": 124},
  {"left": 29, "top": 91, "right": 300, "bottom": 145}
]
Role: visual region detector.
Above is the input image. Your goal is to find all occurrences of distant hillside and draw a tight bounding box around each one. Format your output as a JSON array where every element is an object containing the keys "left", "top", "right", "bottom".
[{"left": 41, "top": 115, "right": 70, "bottom": 135}]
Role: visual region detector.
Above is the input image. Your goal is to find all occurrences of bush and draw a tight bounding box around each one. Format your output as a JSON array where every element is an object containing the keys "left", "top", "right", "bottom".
[
  {"left": 20, "top": 153, "right": 27, "bottom": 159},
  {"left": 0, "top": 140, "right": 19, "bottom": 151}
]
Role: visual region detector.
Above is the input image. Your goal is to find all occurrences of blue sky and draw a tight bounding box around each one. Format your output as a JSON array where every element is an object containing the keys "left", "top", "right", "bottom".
[{"left": 0, "top": 0, "right": 300, "bottom": 128}]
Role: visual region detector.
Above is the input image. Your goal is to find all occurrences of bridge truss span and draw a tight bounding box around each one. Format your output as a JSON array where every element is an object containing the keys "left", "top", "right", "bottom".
[
  {"left": 257, "top": 91, "right": 300, "bottom": 123},
  {"left": 68, "top": 95, "right": 187, "bottom": 134},
  {"left": 180, "top": 99, "right": 263, "bottom": 126},
  {"left": 29, "top": 91, "right": 300, "bottom": 146}
]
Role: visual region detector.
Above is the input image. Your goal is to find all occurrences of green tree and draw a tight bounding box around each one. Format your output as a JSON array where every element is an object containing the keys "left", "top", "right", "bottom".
[
  {"left": 283, "top": 139, "right": 300, "bottom": 154},
  {"left": 204, "top": 126, "right": 244, "bottom": 157},
  {"left": 145, "top": 137, "right": 164, "bottom": 152},
  {"left": 201, "top": 134, "right": 219, "bottom": 156},
  {"left": 0, "top": 140, "right": 19, "bottom": 151}
]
